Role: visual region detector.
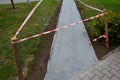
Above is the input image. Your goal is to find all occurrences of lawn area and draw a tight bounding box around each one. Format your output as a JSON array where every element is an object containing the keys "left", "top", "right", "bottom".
[
  {"left": 81, "top": 0, "right": 120, "bottom": 12},
  {"left": 77, "top": 0, "right": 120, "bottom": 19},
  {"left": 76, "top": 0, "right": 120, "bottom": 29},
  {"left": 0, "top": 0, "right": 59, "bottom": 79}
]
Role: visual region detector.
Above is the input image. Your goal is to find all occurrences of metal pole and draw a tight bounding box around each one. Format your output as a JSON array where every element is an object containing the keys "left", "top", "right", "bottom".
[
  {"left": 103, "top": 9, "right": 109, "bottom": 48},
  {"left": 12, "top": 40, "right": 23, "bottom": 80},
  {"left": 27, "top": 0, "right": 30, "bottom": 5}
]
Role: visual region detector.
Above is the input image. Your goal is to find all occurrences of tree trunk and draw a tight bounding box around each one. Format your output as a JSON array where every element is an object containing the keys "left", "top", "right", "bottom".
[{"left": 10, "top": 0, "right": 15, "bottom": 9}]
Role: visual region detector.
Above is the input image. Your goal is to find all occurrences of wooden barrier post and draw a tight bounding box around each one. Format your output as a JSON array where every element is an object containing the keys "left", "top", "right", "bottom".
[
  {"left": 10, "top": 0, "right": 15, "bottom": 9},
  {"left": 103, "top": 9, "right": 109, "bottom": 48},
  {"left": 11, "top": 37, "right": 23, "bottom": 80}
]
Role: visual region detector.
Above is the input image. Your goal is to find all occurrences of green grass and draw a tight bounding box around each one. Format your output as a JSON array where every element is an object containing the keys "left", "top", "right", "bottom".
[
  {"left": 0, "top": 0, "right": 59, "bottom": 79},
  {"left": 80, "top": 0, "right": 120, "bottom": 12},
  {"left": 77, "top": 0, "right": 120, "bottom": 27},
  {"left": 77, "top": 0, "right": 120, "bottom": 18}
]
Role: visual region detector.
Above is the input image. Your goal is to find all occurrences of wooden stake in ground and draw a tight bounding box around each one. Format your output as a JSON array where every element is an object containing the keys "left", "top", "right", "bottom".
[
  {"left": 12, "top": 39, "right": 23, "bottom": 80},
  {"left": 10, "top": 0, "right": 15, "bottom": 9},
  {"left": 103, "top": 9, "right": 109, "bottom": 48}
]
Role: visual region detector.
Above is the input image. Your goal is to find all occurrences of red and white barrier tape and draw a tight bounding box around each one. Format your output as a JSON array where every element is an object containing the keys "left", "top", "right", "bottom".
[
  {"left": 78, "top": 0, "right": 103, "bottom": 12},
  {"left": 13, "top": 0, "right": 43, "bottom": 39},
  {"left": 93, "top": 34, "right": 109, "bottom": 48},
  {"left": 93, "top": 35, "right": 106, "bottom": 42},
  {"left": 11, "top": 12, "right": 105, "bottom": 44}
]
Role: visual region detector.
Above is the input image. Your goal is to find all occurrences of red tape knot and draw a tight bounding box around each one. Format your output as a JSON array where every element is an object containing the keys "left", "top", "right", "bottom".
[
  {"left": 93, "top": 38, "right": 98, "bottom": 42},
  {"left": 39, "top": 33, "right": 44, "bottom": 36},
  {"left": 50, "top": 29, "right": 55, "bottom": 33}
]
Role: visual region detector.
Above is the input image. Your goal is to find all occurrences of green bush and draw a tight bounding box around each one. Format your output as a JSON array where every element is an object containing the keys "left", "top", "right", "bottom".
[{"left": 91, "top": 10, "right": 120, "bottom": 44}]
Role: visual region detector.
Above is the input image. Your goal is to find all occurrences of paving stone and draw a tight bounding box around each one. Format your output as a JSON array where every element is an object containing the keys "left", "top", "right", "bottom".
[
  {"left": 73, "top": 77, "right": 80, "bottom": 80},
  {"left": 72, "top": 46, "right": 120, "bottom": 80},
  {"left": 110, "top": 64, "right": 119, "bottom": 71},
  {"left": 92, "top": 76, "right": 100, "bottom": 80},
  {"left": 106, "top": 58, "right": 117, "bottom": 66},
  {"left": 111, "top": 76, "right": 120, "bottom": 80},
  {"left": 108, "top": 54, "right": 116, "bottom": 60},
  {"left": 110, "top": 59, "right": 119, "bottom": 66},
  {"left": 88, "top": 65, "right": 96, "bottom": 72},
  {"left": 102, "top": 59, "right": 111, "bottom": 66},
  {"left": 116, "top": 53, "right": 120, "bottom": 58},
  {"left": 96, "top": 65, "right": 104, "bottom": 71},
  {"left": 111, "top": 56, "right": 120, "bottom": 66},
  {"left": 93, "top": 62, "right": 105, "bottom": 72},
  {"left": 84, "top": 70, "right": 91, "bottom": 76},
  {"left": 82, "top": 76, "right": 90, "bottom": 80},
  {"left": 92, "top": 69, "right": 104, "bottom": 78},
  {"left": 102, "top": 76, "right": 111, "bottom": 80},
  {"left": 87, "top": 71, "right": 96, "bottom": 79},
  {"left": 115, "top": 56, "right": 120, "bottom": 62},
  {"left": 101, "top": 69, "right": 113, "bottom": 78},
  {"left": 117, "top": 64, "right": 120, "bottom": 68},
  {"left": 79, "top": 72, "right": 86, "bottom": 79},
  {"left": 118, "top": 70, "right": 120, "bottom": 77},
  {"left": 98, "top": 60, "right": 106, "bottom": 66},
  {"left": 110, "top": 69, "right": 120, "bottom": 78},
  {"left": 103, "top": 65, "right": 112, "bottom": 72}
]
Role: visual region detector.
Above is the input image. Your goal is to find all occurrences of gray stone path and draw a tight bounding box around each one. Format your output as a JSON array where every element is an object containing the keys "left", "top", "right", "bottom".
[
  {"left": 44, "top": 0, "right": 97, "bottom": 80},
  {"left": 72, "top": 46, "right": 120, "bottom": 80},
  {"left": 0, "top": 0, "right": 38, "bottom": 4}
]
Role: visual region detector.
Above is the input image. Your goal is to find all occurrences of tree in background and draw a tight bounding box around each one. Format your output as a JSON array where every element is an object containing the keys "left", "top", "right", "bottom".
[{"left": 10, "top": 0, "right": 15, "bottom": 9}]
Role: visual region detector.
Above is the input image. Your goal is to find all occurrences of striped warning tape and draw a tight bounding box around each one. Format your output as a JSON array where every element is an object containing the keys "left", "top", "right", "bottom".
[
  {"left": 11, "top": 12, "right": 105, "bottom": 44},
  {"left": 93, "top": 34, "right": 109, "bottom": 48},
  {"left": 12, "top": 0, "right": 43, "bottom": 39},
  {"left": 93, "top": 35, "right": 106, "bottom": 42},
  {"left": 78, "top": 0, "right": 103, "bottom": 12}
]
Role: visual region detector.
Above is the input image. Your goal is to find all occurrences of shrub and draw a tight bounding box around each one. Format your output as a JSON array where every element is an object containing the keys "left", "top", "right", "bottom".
[{"left": 91, "top": 10, "right": 120, "bottom": 44}]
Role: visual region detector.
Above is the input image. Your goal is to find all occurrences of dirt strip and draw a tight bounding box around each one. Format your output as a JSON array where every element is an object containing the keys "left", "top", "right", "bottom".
[{"left": 26, "top": 0, "right": 63, "bottom": 80}]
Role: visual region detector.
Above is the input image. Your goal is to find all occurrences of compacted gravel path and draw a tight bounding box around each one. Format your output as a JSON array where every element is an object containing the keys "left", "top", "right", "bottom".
[{"left": 44, "top": 0, "right": 97, "bottom": 80}]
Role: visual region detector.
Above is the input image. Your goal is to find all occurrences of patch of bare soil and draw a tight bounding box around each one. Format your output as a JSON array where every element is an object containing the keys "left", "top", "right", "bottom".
[
  {"left": 75, "top": 1, "right": 119, "bottom": 60},
  {"left": 4, "top": 7, "right": 20, "bottom": 11},
  {"left": 26, "top": 1, "right": 63, "bottom": 80}
]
